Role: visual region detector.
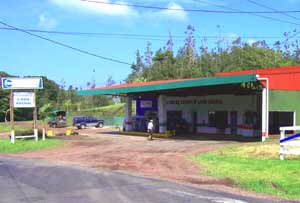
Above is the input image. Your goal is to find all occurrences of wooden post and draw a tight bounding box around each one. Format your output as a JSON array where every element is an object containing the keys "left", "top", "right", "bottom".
[
  {"left": 33, "top": 90, "right": 37, "bottom": 129},
  {"left": 10, "top": 90, "right": 15, "bottom": 143},
  {"left": 33, "top": 89, "right": 38, "bottom": 141}
]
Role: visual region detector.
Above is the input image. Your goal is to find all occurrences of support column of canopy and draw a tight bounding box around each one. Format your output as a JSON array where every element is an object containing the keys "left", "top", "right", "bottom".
[
  {"left": 261, "top": 87, "right": 267, "bottom": 142},
  {"left": 125, "top": 96, "right": 132, "bottom": 131},
  {"left": 158, "top": 95, "right": 167, "bottom": 133},
  {"left": 257, "top": 76, "right": 269, "bottom": 142}
]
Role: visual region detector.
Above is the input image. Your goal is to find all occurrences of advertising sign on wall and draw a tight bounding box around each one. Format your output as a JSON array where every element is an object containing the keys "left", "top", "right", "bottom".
[
  {"left": 136, "top": 98, "right": 158, "bottom": 116},
  {"left": 141, "top": 100, "right": 153, "bottom": 108},
  {"left": 13, "top": 92, "right": 35, "bottom": 108}
]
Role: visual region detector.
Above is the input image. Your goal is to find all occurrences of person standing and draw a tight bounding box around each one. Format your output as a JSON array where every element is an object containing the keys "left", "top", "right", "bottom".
[{"left": 147, "top": 119, "right": 154, "bottom": 140}]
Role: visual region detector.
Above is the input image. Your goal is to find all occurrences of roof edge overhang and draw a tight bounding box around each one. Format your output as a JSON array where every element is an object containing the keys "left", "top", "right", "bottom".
[{"left": 77, "top": 74, "right": 257, "bottom": 96}]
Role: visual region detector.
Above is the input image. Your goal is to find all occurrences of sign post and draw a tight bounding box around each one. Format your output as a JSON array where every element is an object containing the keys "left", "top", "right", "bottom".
[
  {"left": 10, "top": 90, "right": 15, "bottom": 143},
  {"left": 1, "top": 77, "right": 43, "bottom": 144},
  {"left": 33, "top": 89, "right": 38, "bottom": 141}
]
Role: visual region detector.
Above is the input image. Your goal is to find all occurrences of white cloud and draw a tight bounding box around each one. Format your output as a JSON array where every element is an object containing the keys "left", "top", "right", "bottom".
[
  {"left": 49, "top": 0, "right": 137, "bottom": 17},
  {"left": 49, "top": 0, "right": 188, "bottom": 22},
  {"left": 159, "top": 2, "right": 188, "bottom": 21},
  {"left": 38, "top": 13, "right": 57, "bottom": 29}
]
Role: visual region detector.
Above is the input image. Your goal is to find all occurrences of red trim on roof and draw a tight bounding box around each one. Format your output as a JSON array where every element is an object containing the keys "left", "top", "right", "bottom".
[
  {"left": 90, "top": 66, "right": 300, "bottom": 92},
  {"left": 216, "top": 66, "right": 300, "bottom": 76},
  {"left": 216, "top": 66, "right": 300, "bottom": 90}
]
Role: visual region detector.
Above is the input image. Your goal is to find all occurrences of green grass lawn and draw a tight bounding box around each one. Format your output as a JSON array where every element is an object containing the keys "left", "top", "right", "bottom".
[
  {"left": 0, "top": 138, "right": 64, "bottom": 153},
  {"left": 0, "top": 123, "right": 32, "bottom": 133},
  {"left": 189, "top": 141, "right": 300, "bottom": 199}
]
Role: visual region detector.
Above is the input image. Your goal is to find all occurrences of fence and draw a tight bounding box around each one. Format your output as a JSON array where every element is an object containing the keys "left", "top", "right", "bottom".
[
  {"left": 279, "top": 126, "right": 300, "bottom": 160},
  {"left": 100, "top": 116, "right": 124, "bottom": 127}
]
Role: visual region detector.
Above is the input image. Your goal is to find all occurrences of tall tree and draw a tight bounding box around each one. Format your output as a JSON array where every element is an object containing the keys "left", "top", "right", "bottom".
[{"left": 144, "top": 42, "right": 153, "bottom": 67}]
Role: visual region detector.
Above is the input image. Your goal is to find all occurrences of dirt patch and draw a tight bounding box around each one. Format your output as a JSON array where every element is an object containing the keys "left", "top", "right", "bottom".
[{"left": 2, "top": 130, "right": 230, "bottom": 184}]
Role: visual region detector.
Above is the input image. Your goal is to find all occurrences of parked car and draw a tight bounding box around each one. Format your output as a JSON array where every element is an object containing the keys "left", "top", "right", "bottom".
[
  {"left": 73, "top": 116, "right": 104, "bottom": 129},
  {"left": 48, "top": 110, "right": 67, "bottom": 128}
]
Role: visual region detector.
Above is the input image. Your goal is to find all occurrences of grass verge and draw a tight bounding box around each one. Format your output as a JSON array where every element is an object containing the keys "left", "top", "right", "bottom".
[
  {"left": 189, "top": 141, "right": 300, "bottom": 199},
  {"left": 0, "top": 123, "right": 31, "bottom": 133},
  {"left": 0, "top": 138, "right": 64, "bottom": 153}
]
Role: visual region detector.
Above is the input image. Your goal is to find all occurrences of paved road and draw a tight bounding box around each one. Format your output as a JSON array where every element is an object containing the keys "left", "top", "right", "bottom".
[{"left": 0, "top": 157, "right": 294, "bottom": 203}]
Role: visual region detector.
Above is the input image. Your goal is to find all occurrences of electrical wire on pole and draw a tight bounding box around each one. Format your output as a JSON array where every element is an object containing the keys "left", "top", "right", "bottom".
[
  {"left": 191, "top": 0, "right": 300, "bottom": 26},
  {"left": 81, "top": 0, "right": 300, "bottom": 14},
  {"left": 0, "top": 27, "right": 288, "bottom": 40},
  {"left": 0, "top": 27, "right": 288, "bottom": 41},
  {"left": 246, "top": 0, "right": 300, "bottom": 21},
  {"left": 245, "top": 0, "right": 300, "bottom": 44},
  {"left": 0, "top": 20, "right": 131, "bottom": 65}
]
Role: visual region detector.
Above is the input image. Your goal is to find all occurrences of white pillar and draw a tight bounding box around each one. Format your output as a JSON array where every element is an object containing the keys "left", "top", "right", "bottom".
[
  {"left": 42, "top": 128, "right": 46, "bottom": 141},
  {"left": 34, "top": 129, "right": 38, "bottom": 142},
  {"left": 125, "top": 96, "right": 132, "bottom": 131},
  {"left": 10, "top": 130, "right": 15, "bottom": 144},
  {"left": 261, "top": 87, "right": 267, "bottom": 142},
  {"left": 266, "top": 80, "right": 269, "bottom": 138},
  {"left": 158, "top": 95, "right": 167, "bottom": 133}
]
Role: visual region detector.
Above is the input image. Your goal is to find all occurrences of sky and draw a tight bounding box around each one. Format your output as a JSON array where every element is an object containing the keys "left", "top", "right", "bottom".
[{"left": 1, "top": 0, "right": 300, "bottom": 89}]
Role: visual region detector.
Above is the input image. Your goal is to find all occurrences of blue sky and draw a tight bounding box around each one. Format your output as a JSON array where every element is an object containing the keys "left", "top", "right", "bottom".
[{"left": 1, "top": 0, "right": 300, "bottom": 89}]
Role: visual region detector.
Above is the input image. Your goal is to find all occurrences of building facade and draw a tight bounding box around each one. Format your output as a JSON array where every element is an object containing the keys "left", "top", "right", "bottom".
[{"left": 78, "top": 66, "right": 300, "bottom": 141}]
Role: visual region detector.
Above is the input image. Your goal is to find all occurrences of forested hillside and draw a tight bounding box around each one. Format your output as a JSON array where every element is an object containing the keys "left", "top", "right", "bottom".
[{"left": 127, "top": 25, "right": 299, "bottom": 82}]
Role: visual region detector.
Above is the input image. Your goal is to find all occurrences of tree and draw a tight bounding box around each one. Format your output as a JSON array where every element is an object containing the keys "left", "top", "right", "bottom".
[
  {"left": 126, "top": 26, "right": 300, "bottom": 87},
  {"left": 165, "top": 31, "right": 174, "bottom": 52},
  {"left": 38, "top": 103, "right": 54, "bottom": 127},
  {"left": 184, "top": 25, "right": 196, "bottom": 64},
  {"left": 144, "top": 42, "right": 153, "bottom": 67},
  {"left": 106, "top": 76, "right": 116, "bottom": 86},
  {"left": 127, "top": 50, "right": 145, "bottom": 82},
  {"left": 63, "top": 99, "right": 72, "bottom": 113}
]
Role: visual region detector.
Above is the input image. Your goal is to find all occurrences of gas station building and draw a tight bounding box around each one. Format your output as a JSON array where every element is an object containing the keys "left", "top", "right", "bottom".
[{"left": 78, "top": 66, "right": 300, "bottom": 141}]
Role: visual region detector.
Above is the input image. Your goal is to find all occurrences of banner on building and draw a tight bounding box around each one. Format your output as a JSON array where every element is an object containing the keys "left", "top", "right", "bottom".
[{"left": 141, "top": 100, "right": 153, "bottom": 108}]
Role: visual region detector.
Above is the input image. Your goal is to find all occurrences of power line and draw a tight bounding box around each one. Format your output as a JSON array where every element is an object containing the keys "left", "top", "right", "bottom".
[
  {"left": 82, "top": 0, "right": 300, "bottom": 14},
  {"left": 191, "top": 0, "right": 300, "bottom": 26},
  {"left": 244, "top": 0, "right": 300, "bottom": 44},
  {"left": 246, "top": 0, "right": 300, "bottom": 21},
  {"left": 0, "top": 20, "right": 131, "bottom": 65},
  {"left": 0, "top": 27, "right": 289, "bottom": 40}
]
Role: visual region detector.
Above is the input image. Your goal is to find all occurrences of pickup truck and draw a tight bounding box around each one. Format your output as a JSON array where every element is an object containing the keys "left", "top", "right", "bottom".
[
  {"left": 72, "top": 116, "right": 104, "bottom": 129},
  {"left": 48, "top": 110, "right": 67, "bottom": 128}
]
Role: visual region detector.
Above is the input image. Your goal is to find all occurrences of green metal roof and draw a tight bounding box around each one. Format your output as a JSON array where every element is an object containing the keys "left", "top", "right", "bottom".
[{"left": 78, "top": 74, "right": 257, "bottom": 96}]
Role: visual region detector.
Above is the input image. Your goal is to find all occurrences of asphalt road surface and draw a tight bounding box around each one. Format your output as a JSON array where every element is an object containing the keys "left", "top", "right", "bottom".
[{"left": 0, "top": 156, "right": 295, "bottom": 203}]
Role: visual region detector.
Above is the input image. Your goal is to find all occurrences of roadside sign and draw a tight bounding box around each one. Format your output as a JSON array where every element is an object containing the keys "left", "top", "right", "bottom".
[
  {"left": 1, "top": 77, "right": 43, "bottom": 89},
  {"left": 13, "top": 92, "right": 35, "bottom": 108}
]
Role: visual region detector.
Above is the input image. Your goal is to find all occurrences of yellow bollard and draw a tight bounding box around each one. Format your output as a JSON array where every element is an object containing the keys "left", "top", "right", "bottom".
[
  {"left": 47, "top": 130, "right": 54, "bottom": 136},
  {"left": 66, "top": 129, "right": 72, "bottom": 136}
]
